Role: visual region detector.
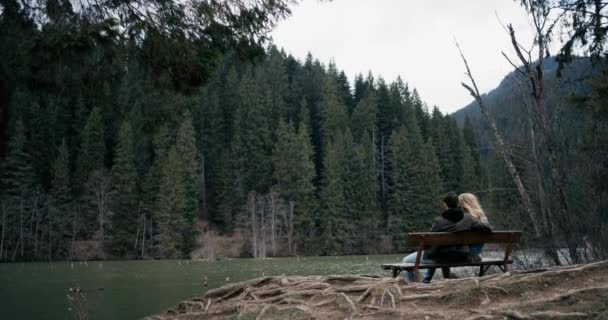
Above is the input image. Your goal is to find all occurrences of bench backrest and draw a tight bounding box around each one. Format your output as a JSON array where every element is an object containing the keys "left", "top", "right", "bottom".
[{"left": 405, "top": 231, "right": 522, "bottom": 247}]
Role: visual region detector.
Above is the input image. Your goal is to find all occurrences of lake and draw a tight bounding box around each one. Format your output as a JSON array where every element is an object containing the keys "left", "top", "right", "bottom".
[{"left": 0, "top": 254, "right": 403, "bottom": 320}]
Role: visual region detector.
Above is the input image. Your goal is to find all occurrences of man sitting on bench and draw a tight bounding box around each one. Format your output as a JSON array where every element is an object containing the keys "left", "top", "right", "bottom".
[{"left": 402, "top": 191, "right": 492, "bottom": 283}]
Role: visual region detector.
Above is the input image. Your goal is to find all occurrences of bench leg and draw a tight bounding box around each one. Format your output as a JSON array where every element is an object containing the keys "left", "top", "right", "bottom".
[
  {"left": 441, "top": 267, "right": 451, "bottom": 279},
  {"left": 392, "top": 269, "right": 402, "bottom": 278},
  {"left": 478, "top": 265, "right": 490, "bottom": 277}
]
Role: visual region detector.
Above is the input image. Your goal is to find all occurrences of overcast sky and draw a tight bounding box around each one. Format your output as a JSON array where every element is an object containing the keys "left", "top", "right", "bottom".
[{"left": 270, "top": 0, "right": 546, "bottom": 114}]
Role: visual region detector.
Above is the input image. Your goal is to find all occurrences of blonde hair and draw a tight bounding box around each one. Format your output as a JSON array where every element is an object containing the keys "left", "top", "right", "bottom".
[{"left": 458, "top": 193, "right": 486, "bottom": 222}]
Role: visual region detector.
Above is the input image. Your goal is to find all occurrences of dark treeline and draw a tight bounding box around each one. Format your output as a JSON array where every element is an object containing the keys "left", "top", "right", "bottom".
[{"left": 0, "top": 1, "right": 483, "bottom": 261}]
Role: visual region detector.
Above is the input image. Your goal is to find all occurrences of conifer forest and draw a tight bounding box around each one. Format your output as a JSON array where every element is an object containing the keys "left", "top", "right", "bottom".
[{"left": 0, "top": 0, "right": 607, "bottom": 264}]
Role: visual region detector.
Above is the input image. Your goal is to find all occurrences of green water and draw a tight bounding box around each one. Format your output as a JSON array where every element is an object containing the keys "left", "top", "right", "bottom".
[{"left": 0, "top": 254, "right": 402, "bottom": 320}]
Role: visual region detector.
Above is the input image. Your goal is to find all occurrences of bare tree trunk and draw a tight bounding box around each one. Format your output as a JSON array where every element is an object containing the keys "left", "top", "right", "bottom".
[
  {"left": 19, "top": 191, "right": 24, "bottom": 258},
  {"left": 34, "top": 204, "right": 40, "bottom": 260},
  {"left": 457, "top": 42, "right": 544, "bottom": 240},
  {"left": 0, "top": 203, "right": 5, "bottom": 262},
  {"left": 201, "top": 154, "right": 207, "bottom": 219},
  {"left": 270, "top": 192, "right": 276, "bottom": 257},
  {"left": 288, "top": 201, "right": 294, "bottom": 256},
  {"left": 90, "top": 171, "right": 111, "bottom": 260},
  {"left": 260, "top": 196, "right": 266, "bottom": 259},
  {"left": 71, "top": 206, "right": 78, "bottom": 261},
  {"left": 141, "top": 214, "right": 146, "bottom": 258},
  {"left": 28, "top": 194, "right": 38, "bottom": 260},
  {"left": 134, "top": 203, "right": 142, "bottom": 253},
  {"left": 380, "top": 136, "right": 386, "bottom": 205},
  {"left": 48, "top": 217, "right": 53, "bottom": 262},
  {"left": 506, "top": 17, "right": 578, "bottom": 262},
  {"left": 99, "top": 191, "right": 104, "bottom": 258},
  {"left": 528, "top": 111, "right": 561, "bottom": 265},
  {"left": 250, "top": 193, "right": 257, "bottom": 258}
]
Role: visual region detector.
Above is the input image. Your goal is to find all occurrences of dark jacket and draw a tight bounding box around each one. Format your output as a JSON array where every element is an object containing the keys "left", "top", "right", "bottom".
[{"left": 425, "top": 207, "right": 492, "bottom": 261}]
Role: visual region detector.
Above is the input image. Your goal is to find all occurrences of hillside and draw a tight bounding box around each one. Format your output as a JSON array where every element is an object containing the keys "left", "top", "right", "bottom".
[
  {"left": 452, "top": 57, "right": 592, "bottom": 125},
  {"left": 147, "top": 260, "right": 608, "bottom": 320}
]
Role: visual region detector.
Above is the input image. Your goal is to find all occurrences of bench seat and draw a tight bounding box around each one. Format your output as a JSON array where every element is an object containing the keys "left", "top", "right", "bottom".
[
  {"left": 381, "top": 231, "right": 522, "bottom": 281},
  {"left": 382, "top": 258, "right": 513, "bottom": 278}
]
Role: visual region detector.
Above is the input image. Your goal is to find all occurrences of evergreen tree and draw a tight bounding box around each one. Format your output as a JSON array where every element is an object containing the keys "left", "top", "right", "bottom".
[
  {"left": 272, "top": 118, "right": 316, "bottom": 253},
  {"left": 1, "top": 119, "right": 35, "bottom": 196},
  {"left": 111, "top": 120, "right": 138, "bottom": 256},
  {"left": 351, "top": 132, "right": 379, "bottom": 253},
  {"left": 221, "top": 66, "right": 240, "bottom": 146},
  {"left": 76, "top": 107, "right": 106, "bottom": 193},
  {"left": 176, "top": 110, "right": 199, "bottom": 254},
  {"left": 386, "top": 127, "right": 412, "bottom": 250},
  {"left": 353, "top": 73, "right": 366, "bottom": 107},
  {"left": 156, "top": 146, "right": 187, "bottom": 258},
  {"left": 461, "top": 144, "right": 479, "bottom": 193},
  {"left": 376, "top": 78, "right": 392, "bottom": 138},
  {"left": 319, "top": 75, "right": 349, "bottom": 143},
  {"left": 50, "top": 139, "right": 73, "bottom": 240},
  {"left": 233, "top": 68, "right": 272, "bottom": 194},
  {"left": 319, "top": 130, "right": 356, "bottom": 255},
  {"left": 264, "top": 47, "right": 289, "bottom": 126},
  {"left": 351, "top": 93, "right": 377, "bottom": 142},
  {"left": 415, "top": 139, "right": 444, "bottom": 224}
]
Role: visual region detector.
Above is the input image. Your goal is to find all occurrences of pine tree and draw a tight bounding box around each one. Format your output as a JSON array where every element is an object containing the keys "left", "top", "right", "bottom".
[
  {"left": 111, "top": 120, "right": 138, "bottom": 256},
  {"left": 411, "top": 89, "right": 429, "bottom": 139},
  {"left": 76, "top": 107, "right": 106, "bottom": 193},
  {"left": 461, "top": 144, "right": 479, "bottom": 193},
  {"left": 221, "top": 66, "right": 240, "bottom": 146},
  {"left": 351, "top": 132, "right": 379, "bottom": 253},
  {"left": 176, "top": 110, "right": 199, "bottom": 254},
  {"left": 319, "top": 75, "right": 349, "bottom": 143},
  {"left": 386, "top": 127, "right": 412, "bottom": 250},
  {"left": 1, "top": 119, "right": 35, "bottom": 196},
  {"left": 233, "top": 68, "right": 272, "bottom": 194},
  {"left": 141, "top": 125, "right": 173, "bottom": 255},
  {"left": 462, "top": 115, "right": 482, "bottom": 191},
  {"left": 50, "top": 139, "right": 72, "bottom": 239},
  {"left": 353, "top": 73, "right": 366, "bottom": 107},
  {"left": 376, "top": 78, "right": 392, "bottom": 138},
  {"left": 415, "top": 139, "right": 444, "bottom": 226},
  {"left": 319, "top": 132, "right": 347, "bottom": 255},
  {"left": 264, "top": 47, "right": 289, "bottom": 126},
  {"left": 272, "top": 118, "right": 316, "bottom": 254},
  {"left": 351, "top": 93, "right": 377, "bottom": 142},
  {"left": 156, "top": 146, "right": 187, "bottom": 258},
  {"left": 319, "top": 130, "right": 356, "bottom": 255}
]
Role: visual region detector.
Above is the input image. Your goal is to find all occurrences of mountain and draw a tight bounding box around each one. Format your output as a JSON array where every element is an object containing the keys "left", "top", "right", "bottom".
[{"left": 452, "top": 57, "right": 593, "bottom": 125}]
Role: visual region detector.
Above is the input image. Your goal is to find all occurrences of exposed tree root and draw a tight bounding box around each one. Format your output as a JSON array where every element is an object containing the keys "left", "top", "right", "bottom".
[{"left": 147, "top": 260, "right": 608, "bottom": 320}]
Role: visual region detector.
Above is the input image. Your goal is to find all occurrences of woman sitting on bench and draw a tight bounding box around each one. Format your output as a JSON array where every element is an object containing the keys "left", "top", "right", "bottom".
[
  {"left": 459, "top": 193, "right": 490, "bottom": 263},
  {"left": 401, "top": 192, "right": 492, "bottom": 283}
]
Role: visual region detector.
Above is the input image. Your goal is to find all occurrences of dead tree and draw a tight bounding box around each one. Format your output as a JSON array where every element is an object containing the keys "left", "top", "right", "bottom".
[
  {"left": 503, "top": 1, "right": 578, "bottom": 262},
  {"left": 456, "top": 42, "right": 545, "bottom": 243},
  {"left": 87, "top": 169, "right": 112, "bottom": 259}
]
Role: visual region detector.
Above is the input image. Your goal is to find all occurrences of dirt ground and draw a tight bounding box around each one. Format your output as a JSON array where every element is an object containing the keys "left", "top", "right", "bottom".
[{"left": 146, "top": 260, "right": 608, "bottom": 320}]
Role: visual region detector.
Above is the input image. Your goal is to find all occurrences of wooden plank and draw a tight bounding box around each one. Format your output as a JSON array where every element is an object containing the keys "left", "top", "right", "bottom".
[
  {"left": 381, "top": 258, "right": 513, "bottom": 270},
  {"left": 405, "top": 231, "right": 522, "bottom": 247}
]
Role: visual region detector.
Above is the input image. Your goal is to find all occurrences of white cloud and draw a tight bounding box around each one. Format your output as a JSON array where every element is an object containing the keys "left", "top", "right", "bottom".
[{"left": 271, "top": 0, "right": 554, "bottom": 113}]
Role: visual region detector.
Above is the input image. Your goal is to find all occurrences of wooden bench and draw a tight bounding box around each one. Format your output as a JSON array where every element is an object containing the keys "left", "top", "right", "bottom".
[{"left": 381, "top": 231, "right": 522, "bottom": 281}]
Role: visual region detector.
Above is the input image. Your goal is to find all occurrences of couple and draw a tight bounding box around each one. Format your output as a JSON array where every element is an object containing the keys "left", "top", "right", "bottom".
[{"left": 403, "top": 191, "right": 492, "bottom": 283}]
